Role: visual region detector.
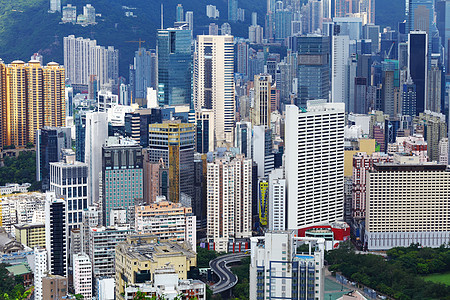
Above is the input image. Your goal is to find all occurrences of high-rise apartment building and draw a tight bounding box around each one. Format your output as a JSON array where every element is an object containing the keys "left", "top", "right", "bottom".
[
  {"left": 195, "top": 109, "right": 215, "bottom": 154},
  {"left": 157, "top": 28, "right": 192, "bottom": 107},
  {"left": 228, "top": 0, "right": 238, "bottom": 21},
  {"left": 45, "top": 191, "right": 68, "bottom": 277},
  {"left": 207, "top": 154, "right": 252, "bottom": 252},
  {"left": 237, "top": 42, "right": 249, "bottom": 76},
  {"left": 50, "top": 160, "right": 88, "bottom": 231},
  {"left": 63, "top": 35, "right": 119, "bottom": 88},
  {"left": 34, "top": 247, "right": 47, "bottom": 300},
  {"left": 296, "top": 35, "right": 330, "bottom": 106},
  {"left": 285, "top": 101, "right": 345, "bottom": 229},
  {"left": 135, "top": 199, "right": 196, "bottom": 251},
  {"left": 147, "top": 122, "right": 195, "bottom": 202},
  {"left": 408, "top": 31, "right": 428, "bottom": 116},
  {"left": 249, "top": 231, "right": 325, "bottom": 300},
  {"left": 252, "top": 74, "right": 272, "bottom": 127},
  {"left": 15, "top": 224, "right": 45, "bottom": 248},
  {"left": 73, "top": 253, "right": 93, "bottom": 299},
  {"left": 366, "top": 154, "right": 450, "bottom": 250},
  {"left": 194, "top": 35, "right": 235, "bottom": 147},
  {"left": 85, "top": 112, "right": 108, "bottom": 205},
  {"left": 268, "top": 168, "right": 286, "bottom": 231},
  {"left": 50, "top": 0, "right": 61, "bottom": 12},
  {"left": 88, "top": 225, "right": 132, "bottom": 278},
  {"left": 253, "top": 125, "right": 275, "bottom": 177},
  {"left": 102, "top": 137, "right": 143, "bottom": 226}
]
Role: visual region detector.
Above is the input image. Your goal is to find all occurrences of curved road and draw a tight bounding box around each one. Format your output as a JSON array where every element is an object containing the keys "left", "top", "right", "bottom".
[{"left": 209, "top": 253, "right": 249, "bottom": 294}]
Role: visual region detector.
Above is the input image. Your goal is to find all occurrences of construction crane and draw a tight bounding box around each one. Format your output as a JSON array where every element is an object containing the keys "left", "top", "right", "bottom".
[{"left": 125, "top": 39, "right": 146, "bottom": 50}]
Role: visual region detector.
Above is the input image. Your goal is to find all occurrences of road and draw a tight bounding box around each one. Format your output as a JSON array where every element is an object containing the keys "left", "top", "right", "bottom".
[{"left": 209, "top": 252, "right": 249, "bottom": 294}]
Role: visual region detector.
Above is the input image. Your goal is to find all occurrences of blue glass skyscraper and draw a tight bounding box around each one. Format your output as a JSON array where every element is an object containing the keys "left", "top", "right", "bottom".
[{"left": 157, "top": 28, "right": 193, "bottom": 107}]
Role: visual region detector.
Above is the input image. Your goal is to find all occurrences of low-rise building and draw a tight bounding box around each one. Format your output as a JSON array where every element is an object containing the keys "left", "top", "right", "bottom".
[
  {"left": 115, "top": 235, "right": 197, "bottom": 300},
  {"left": 135, "top": 198, "right": 196, "bottom": 251},
  {"left": 0, "top": 183, "right": 31, "bottom": 195},
  {"left": 42, "top": 275, "right": 68, "bottom": 299},
  {"left": 14, "top": 223, "right": 45, "bottom": 248}
]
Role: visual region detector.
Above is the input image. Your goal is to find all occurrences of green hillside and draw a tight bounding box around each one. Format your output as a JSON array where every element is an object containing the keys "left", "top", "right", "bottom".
[{"left": 0, "top": 0, "right": 403, "bottom": 79}]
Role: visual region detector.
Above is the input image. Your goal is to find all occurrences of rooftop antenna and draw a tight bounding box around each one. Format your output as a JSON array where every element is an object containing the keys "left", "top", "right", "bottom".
[{"left": 161, "top": 3, "right": 164, "bottom": 30}]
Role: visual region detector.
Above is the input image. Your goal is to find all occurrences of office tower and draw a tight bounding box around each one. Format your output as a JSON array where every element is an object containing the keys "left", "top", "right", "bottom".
[
  {"left": 73, "top": 254, "right": 92, "bottom": 299},
  {"left": 50, "top": 0, "right": 61, "bottom": 12},
  {"left": 333, "top": 17, "right": 362, "bottom": 40},
  {"left": 296, "top": 35, "right": 330, "bottom": 106},
  {"left": 235, "top": 122, "right": 252, "bottom": 158},
  {"left": 414, "top": 111, "right": 448, "bottom": 162},
  {"left": 408, "top": 31, "right": 427, "bottom": 116},
  {"left": 133, "top": 48, "right": 156, "bottom": 105},
  {"left": 50, "top": 160, "right": 88, "bottom": 232},
  {"left": 75, "top": 114, "right": 85, "bottom": 162},
  {"left": 85, "top": 112, "right": 108, "bottom": 205},
  {"left": 332, "top": 35, "right": 350, "bottom": 104},
  {"left": 185, "top": 11, "right": 193, "bottom": 31},
  {"left": 406, "top": 0, "right": 434, "bottom": 34},
  {"left": 102, "top": 137, "right": 143, "bottom": 226},
  {"left": 194, "top": 35, "right": 235, "bottom": 147},
  {"left": 237, "top": 42, "right": 249, "bottom": 76},
  {"left": 135, "top": 199, "right": 196, "bottom": 251},
  {"left": 274, "top": 7, "right": 292, "bottom": 41},
  {"left": 286, "top": 101, "right": 345, "bottom": 229},
  {"left": 42, "top": 275, "right": 68, "bottom": 299},
  {"left": 382, "top": 63, "right": 396, "bottom": 117},
  {"left": 176, "top": 4, "right": 184, "bottom": 22},
  {"left": 249, "top": 232, "right": 325, "bottom": 299},
  {"left": 195, "top": 109, "right": 215, "bottom": 153},
  {"left": 363, "top": 24, "right": 380, "bottom": 53},
  {"left": 427, "top": 57, "right": 442, "bottom": 113},
  {"left": 34, "top": 247, "right": 47, "bottom": 300},
  {"left": 88, "top": 225, "right": 132, "bottom": 278},
  {"left": 365, "top": 154, "right": 450, "bottom": 250},
  {"left": 63, "top": 35, "right": 119, "bottom": 88},
  {"left": 258, "top": 178, "right": 269, "bottom": 226},
  {"left": 157, "top": 28, "right": 192, "bottom": 107},
  {"left": 45, "top": 191, "right": 68, "bottom": 277},
  {"left": 402, "top": 77, "right": 417, "bottom": 116},
  {"left": 228, "top": 0, "right": 238, "bottom": 21},
  {"left": 36, "top": 127, "right": 72, "bottom": 191},
  {"left": 253, "top": 125, "right": 274, "bottom": 178},
  {"left": 148, "top": 122, "right": 195, "bottom": 202},
  {"left": 252, "top": 74, "right": 272, "bottom": 127},
  {"left": 207, "top": 155, "right": 252, "bottom": 252},
  {"left": 115, "top": 235, "right": 197, "bottom": 300},
  {"left": 268, "top": 168, "right": 285, "bottom": 231}
]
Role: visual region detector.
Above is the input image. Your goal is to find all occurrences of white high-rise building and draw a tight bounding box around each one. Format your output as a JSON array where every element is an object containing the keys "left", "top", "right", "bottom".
[
  {"left": 85, "top": 112, "right": 108, "bottom": 205},
  {"left": 185, "top": 11, "right": 194, "bottom": 31},
  {"left": 207, "top": 154, "right": 252, "bottom": 252},
  {"left": 34, "top": 247, "right": 48, "bottom": 300},
  {"left": 50, "top": 0, "right": 61, "bottom": 12},
  {"left": 253, "top": 125, "right": 274, "bottom": 177},
  {"left": 285, "top": 101, "right": 345, "bottom": 229},
  {"left": 194, "top": 35, "right": 235, "bottom": 147},
  {"left": 45, "top": 191, "right": 68, "bottom": 277},
  {"left": 439, "top": 138, "right": 448, "bottom": 165},
  {"left": 73, "top": 253, "right": 93, "bottom": 298},
  {"left": 63, "top": 35, "right": 119, "bottom": 87},
  {"left": 331, "top": 35, "right": 350, "bottom": 104},
  {"left": 268, "top": 168, "right": 286, "bottom": 231},
  {"left": 249, "top": 231, "right": 325, "bottom": 300}
]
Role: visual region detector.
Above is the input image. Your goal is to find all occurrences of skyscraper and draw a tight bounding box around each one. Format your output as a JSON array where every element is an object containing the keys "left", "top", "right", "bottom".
[
  {"left": 296, "top": 35, "right": 330, "bottom": 106},
  {"left": 50, "top": 0, "right": 61, "bottom": 12},
  {"left": 285, "top": 101, "right": 345, "bottom": 229},
  {"left": 176, "top": 4, "right": 184, "bottom": 22},
  {"left": 406, "top": 0, "right": 435, "bottom": 34},
  {"left": 133, "top": 48, "right": 156, "bottom": 105},
  {"left": 157, "top": 27, "right": 193, "bottom": 107},
  {"left": 147, "top": 122, "right": 195, "bottom": 202},
  {"left": 207, "top": 154, "right": 252, "bottom": 252},
  {"left": 85, "top": 112, "right": 108, "bottom": 205},
  {"left": 253, "top": 125, "right": 275, "bottom": 178},
  {"left": 45, "top": 191, "right": 68, "bottom": 277},
  {"left": 228, "top": 0, "right": 238, "bottom": 21},
  {"left": 252, "top": 74, "right": 272, "bottom": 127},
  {"left": 194, "top": 35, "right": 235, "bottom": 147},
  {"left": 185, "top": 11, "right": 194, "bottom": 31},
  {"left": 237, "top": 42, "right": 249, "bottom": 76},
  {"left": 331, "top": 35, "right": 350, "bottom": 104},
  {"left": 102, "top": 137, "right": 143, "bottom": 226},
  {"left": 408, "top": 31, "right": 428, "bottom": 115}
]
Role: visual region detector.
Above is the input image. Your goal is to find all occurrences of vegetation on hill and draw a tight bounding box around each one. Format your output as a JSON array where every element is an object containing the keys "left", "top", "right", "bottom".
[
  {"left": 231, "top": 256, "right": 250, "bottom": 300},
  {"left": 326, "top": 242, "right": 450, "bottom": 300},
  {"left": 0, "top": 151, "right": 39, "bottom": 191},
  {"left": 0, "top": 263, "right": 29, "bottom": 300}
]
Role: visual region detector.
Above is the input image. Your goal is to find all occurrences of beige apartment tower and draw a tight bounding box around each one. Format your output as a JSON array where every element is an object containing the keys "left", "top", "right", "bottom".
[
  {"left": 252, "top": 74, "right": 272, "bottom": 127},
  {"left": 194, "top": 35, "right": 235, "bottom": 147}
]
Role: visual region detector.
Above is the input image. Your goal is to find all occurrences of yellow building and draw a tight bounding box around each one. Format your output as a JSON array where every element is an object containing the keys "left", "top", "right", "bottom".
[
  {"left": 1, "top": 60, "right": 65, "bottom": 148},
  {"left": 14, "top": 223, "right": 46, "bottom": 248},
  {"left": 344, "top": 139, "right": 376, "bottom": 177},
  {"left": 115, "top": 234, "right": 197, "bottom": 300}
]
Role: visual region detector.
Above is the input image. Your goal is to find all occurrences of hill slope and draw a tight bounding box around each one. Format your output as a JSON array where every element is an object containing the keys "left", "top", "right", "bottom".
[{"left": 0, "top": 0, "right": 404, "bottom": 78}]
